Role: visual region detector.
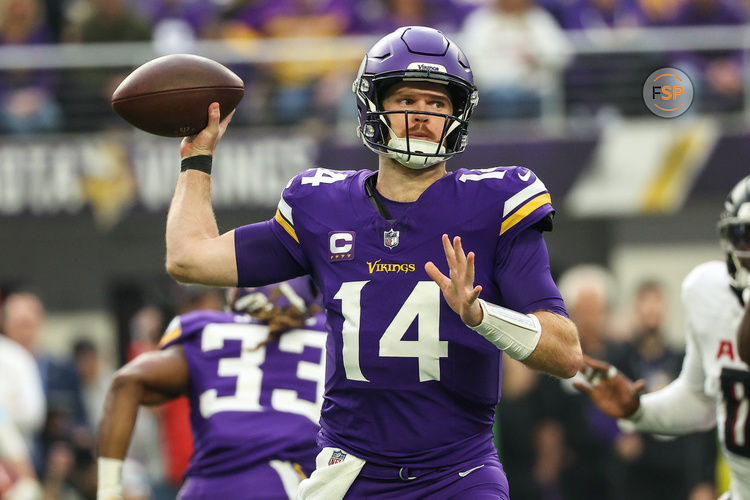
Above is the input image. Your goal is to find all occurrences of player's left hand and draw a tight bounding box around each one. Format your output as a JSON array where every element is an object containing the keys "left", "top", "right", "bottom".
[{"left": 426, "top": 234, "right": 483, "bottom": 327}]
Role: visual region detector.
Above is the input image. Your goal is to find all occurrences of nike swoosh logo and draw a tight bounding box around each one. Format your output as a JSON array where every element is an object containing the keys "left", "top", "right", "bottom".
[
  {"left": 458, "top": 464, "right": 485, "bottom": 477},
  {"left": 518, "top": 170, "right": 531, "bottom": 181}
]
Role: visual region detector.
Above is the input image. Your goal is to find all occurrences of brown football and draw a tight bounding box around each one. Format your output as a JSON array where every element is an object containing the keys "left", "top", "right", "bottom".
[{"left": 111, "top": 54, "right": 244, "bottom": 137}]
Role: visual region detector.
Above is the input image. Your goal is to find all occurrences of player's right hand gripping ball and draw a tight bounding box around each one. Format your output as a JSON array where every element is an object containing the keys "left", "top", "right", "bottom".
[{"left": 111, "top": 54, "right": 244, "bottom": 137}]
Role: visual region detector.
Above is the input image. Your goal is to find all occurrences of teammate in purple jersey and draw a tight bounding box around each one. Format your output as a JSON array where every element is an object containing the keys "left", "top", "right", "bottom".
[
  {"left": 96, "top": 277, "right": 327, "bottom": 500},
  {"left": 164, "top": 26, "right": 582, "bottom": 499}
]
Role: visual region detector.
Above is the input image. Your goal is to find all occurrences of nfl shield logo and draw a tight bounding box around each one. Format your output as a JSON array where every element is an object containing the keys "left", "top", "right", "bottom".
[
  {"left": 384, "top": 229, "right": 400, "bottom": 249},
  {"left": 328, "top": 450, "right": 347, "bottom": 465}
]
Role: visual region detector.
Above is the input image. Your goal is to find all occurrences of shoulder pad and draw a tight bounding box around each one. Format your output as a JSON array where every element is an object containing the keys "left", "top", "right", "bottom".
[
  {"left": 681, "top": 261, "right": 727, "bottom": 304},
  {"left": 274, "top": 169, "right": 362, "bottom": 241},
  {"left": 281, "top": 168, "right": 360, "bottom": 202},
  {"left": 456, "top": 166, "right": 553, "bottom": 237},
  {"left": 158, "top": 310, "right": 238, "bottom": 349}
]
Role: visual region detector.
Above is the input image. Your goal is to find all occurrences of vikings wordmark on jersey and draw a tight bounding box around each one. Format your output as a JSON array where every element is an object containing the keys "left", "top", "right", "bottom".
[{"left": 257, "top": 165, "right": 561, "bottom": 468}]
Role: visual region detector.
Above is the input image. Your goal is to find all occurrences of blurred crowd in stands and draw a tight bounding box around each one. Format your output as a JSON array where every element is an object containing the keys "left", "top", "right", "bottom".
[
  {"left": 0, "top": 0, "right": 747, "bottom": 134},
  {"left": 0, "top": 266, "right": 723, "bottom": 499},
  {"left": 499, "top": 265, "right": 718, "bottom": 500}
]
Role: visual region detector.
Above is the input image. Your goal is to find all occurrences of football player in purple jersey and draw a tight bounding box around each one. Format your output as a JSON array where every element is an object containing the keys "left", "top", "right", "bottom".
[
  {"left": 96, "top": 277, "right": 327, "bottom": 500},
  {"left": 165, "top": 26, "right": 581, "bottom": 499}
]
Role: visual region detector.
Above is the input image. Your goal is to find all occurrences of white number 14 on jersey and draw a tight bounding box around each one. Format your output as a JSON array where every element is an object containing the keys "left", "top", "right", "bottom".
[{"left": 334, "top": 281, "right": 448, "bottom": 382}]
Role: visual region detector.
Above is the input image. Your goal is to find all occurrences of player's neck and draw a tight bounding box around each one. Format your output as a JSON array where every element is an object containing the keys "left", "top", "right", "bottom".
[{"left": 376, "top": 157, "right": 447, "bottom": 202}]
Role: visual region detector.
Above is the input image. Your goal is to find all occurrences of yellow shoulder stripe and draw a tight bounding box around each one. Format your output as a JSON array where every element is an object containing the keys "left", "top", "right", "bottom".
[
  {"left": 158, "top": 328, "right": 182, "bottom": 348},
  {"left": 275, "top": 209, "right": 299, "bottom": 243},
  {"left": 500, "top": 193, "right": 551, "bottom": 236}
]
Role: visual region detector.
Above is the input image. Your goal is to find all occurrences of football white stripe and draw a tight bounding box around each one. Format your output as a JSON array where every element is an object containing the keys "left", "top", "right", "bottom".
[
  {"left": 278, "top": 196, "right": 294, "bottom": 226},
  {"left": 503, "top": 178, "right": 547, "bottom": 217}
]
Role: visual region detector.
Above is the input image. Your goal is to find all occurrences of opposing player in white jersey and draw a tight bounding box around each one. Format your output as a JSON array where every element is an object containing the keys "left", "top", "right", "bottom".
[{"left": 576, "top": 175, "right": 750, "bottom": 500}]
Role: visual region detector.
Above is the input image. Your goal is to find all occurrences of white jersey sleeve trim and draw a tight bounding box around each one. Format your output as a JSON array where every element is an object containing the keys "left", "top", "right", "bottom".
[
  {"left": 503, "top": 177, "right": 547, "bottom": 217},
  {"left": 278, "top": 196, "right": 294, "bottom": 226}
]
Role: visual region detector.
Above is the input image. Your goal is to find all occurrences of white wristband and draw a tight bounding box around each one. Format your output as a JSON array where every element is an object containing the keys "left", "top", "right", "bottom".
[
  {"left": 469, "top": 299, "right": 542, "bottom": 361},
  {"left": 97, "top": 457, "right": 124, "bottom": 500}
]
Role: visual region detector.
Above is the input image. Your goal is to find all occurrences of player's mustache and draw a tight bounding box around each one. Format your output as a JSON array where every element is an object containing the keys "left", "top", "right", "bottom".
[{"left": 406, "top": 125, "right": 437, "bottom": 141}]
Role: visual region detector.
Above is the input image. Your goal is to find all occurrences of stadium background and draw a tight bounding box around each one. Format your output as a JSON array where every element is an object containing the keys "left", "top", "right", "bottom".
[{"left": 0, "top": 0, "right": 746, "bottom": 498}]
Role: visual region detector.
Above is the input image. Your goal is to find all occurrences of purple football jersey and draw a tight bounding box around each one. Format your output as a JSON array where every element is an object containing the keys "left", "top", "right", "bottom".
[
  {"left": 246, "top": 166, "right": 562, "bottom": 468},
  {"left": 159, "top": 310, "right": 327, "bottom": 479}
]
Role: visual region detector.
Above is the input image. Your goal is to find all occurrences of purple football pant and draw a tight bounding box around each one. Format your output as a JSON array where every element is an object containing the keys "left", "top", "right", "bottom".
[
  {"left": 343, "top": 453, "right": 508, "bottom": 499},
  {"left": 178, "top": 461, "right": 299, "bottom": 500}
]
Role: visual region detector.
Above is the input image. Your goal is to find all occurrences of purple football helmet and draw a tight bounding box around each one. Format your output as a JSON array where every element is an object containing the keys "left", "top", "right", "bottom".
[
  {"left": 229, "top": 276, "right": 319, "bottom": 316},
  {"left": 353, "top": 26, "right": 478, "bottom": 169}
]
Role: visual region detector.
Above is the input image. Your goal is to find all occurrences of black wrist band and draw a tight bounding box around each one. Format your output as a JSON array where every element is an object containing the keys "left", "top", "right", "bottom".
[{"left": 181, "top": 155, "right": 212, "bottom": 174}]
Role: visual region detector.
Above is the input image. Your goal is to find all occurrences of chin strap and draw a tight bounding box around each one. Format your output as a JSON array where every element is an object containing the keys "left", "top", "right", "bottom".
[
  {"left": 386, "top": 137, "right": 446, "bottom": 170},
  {"left": 378, "top": 115, "right": 448, "bottom": 170}
]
